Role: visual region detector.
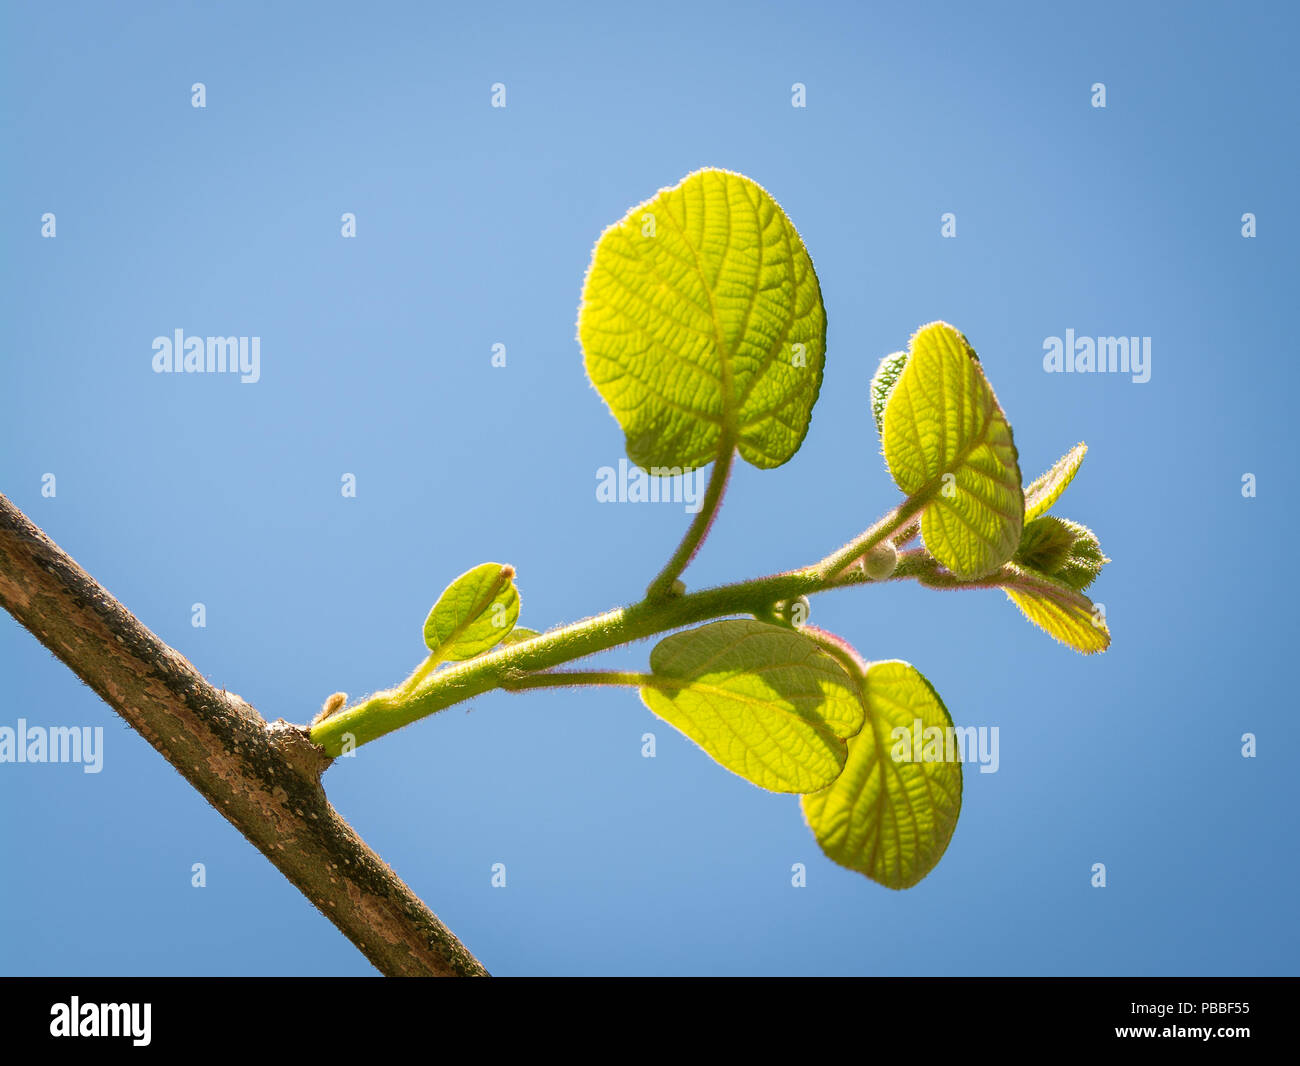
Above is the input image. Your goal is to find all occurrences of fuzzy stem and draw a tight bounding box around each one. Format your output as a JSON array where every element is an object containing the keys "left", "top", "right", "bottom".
[
  {"left": 401, "top": 654, "right": 442, "bottom": 694},
  {"left": 311, "top": 567, "right": 828, "bottom": 754},
  {"left": 501, "top": 670, "right": 649, "bottom": 691},
  {"left": 814, "top": 495, "right": 930, "bottom": 579},
  {"left": 312, "top": 496, "right": 960, "bottom": 757},
  {"left": 645, "top": 439, "right": 736, "bottom": 600}
]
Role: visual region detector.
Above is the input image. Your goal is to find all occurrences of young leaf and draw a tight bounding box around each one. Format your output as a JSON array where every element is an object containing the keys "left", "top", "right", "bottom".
[
  {"left": 869, "top": 350, "right": 908, "bottom": 435},
  {"left": 1015, "top": 515, "right": 1107, "bottom": 591},
  {"left": 1024, "top": 442, "right": 1087, "bottom": 522},
  {"left": 422, "top": 563, "right": 520, "bottom": 662},
  {"left": 882, "top": 322, "right": 1022, "bottom": 579},
  {"left": 501, "top": 626, "right": 541, "bottom": 645},
  {"left": 640, "top": 619, "right": 864, "bottom": 793},
  {"left": 802, "top": 660, "right": 962, "bottom": 890},
  {"left": 578, "top": 167, "right": 826, "bottom": 471},
  {"left": 1006, "top": 447, "right": 1109, "bottom": 652},
  {"left": 1003, "top": 564, "right": 1110, "bottom": 654}
]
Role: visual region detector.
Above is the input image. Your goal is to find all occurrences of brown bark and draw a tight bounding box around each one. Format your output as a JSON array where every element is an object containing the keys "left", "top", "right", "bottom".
[{"left": 0, "top": 492, "right": 487, "bottom": 977}]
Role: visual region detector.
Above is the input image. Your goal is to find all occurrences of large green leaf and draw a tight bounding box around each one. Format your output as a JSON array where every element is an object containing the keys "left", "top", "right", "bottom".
[
  {"left": 640, "top": 619, "right": 864, "bottom": 793},
  {"left": 422, "top": 563, "right": 520, "bottom": 662},
  {"left": 802, "top": 660, "right": 962, "bottom": 889},
  {"left": 882, "top": 322, "right": 1023, "bottom": 579},
  {"left": 578, "top": 167, "right": 826, "bottom": 471}
]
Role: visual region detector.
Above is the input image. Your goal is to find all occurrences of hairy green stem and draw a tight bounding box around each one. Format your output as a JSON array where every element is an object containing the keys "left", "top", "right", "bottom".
[
  {"left": 501, "top": 670, "right": 663, "bottom": 691},
  {"left": 402, "top": 656, "right": 441, "bottom": 694},
  {"left": 313, "top": 568, "right": 823, "bottom": 754},
  {"left": 814, "top": 494, "right": 930, "bottom": 579},
  {"left": 311, "top": 496, "right": 946, "bottom": 757},
  {"left": 893, "top": 518, "right": 921, "bottom": 548},
  {"left": 645, "top": 440, "right": 736, "bottom": 600}
]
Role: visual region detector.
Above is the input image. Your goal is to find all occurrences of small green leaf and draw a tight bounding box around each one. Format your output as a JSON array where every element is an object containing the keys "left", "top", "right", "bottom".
[
  {"left": 501, "top": 626, "right": 541, "bottom": 645},
  {"left": 1024, "top": 442, "right": 1087, "bottom": 522},
  {"left": 802, "top": 660, "right": 962, "bottom": 889},
  {"left": 1007, "top": 448, "right": 1110, "bottom": 653},
  {"left": 869, "top": 350, "right": 908, "bottom": 435},
  {"left": 640, "top": 619, "right": 864, "bottom": 793},
  {"left": 1015, "top": 515, "right": 1107, "bottom": 592},
  {"left": 1003, "top": 564, "right": 1110, "bottom": 654},
  {"left": 578, "top": 167, "right": 826, "bottom": 471},
  {"left": 422, "top": 563, "right": 520, "bottom": 662},
  {"left": 882, "top": 322, "right": 1022, "bottom": 579}
]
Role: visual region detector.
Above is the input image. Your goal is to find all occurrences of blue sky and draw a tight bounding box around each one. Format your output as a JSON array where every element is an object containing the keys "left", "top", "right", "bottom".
[{"left": 1, "top": 0, "right": 1296, "bottom": 975}]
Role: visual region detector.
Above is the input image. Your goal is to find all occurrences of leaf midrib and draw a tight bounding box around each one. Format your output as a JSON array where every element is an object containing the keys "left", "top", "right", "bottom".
[
  {"left": 656, "top": 181, "right": 739, "bottom": 439},
  {"left": 429, "top": 567, "right": 514, "bottom": 660}
]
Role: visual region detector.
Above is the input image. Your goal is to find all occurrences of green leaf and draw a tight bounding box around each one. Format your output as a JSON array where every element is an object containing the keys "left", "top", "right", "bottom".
[
  {"left": 1024, "top": 442, "right": 1087, "bottom": 522},
  {"left": 882, "top": 322, "right": 1023, "bottom": 579},
  {"left": 869, "top": 350, "right": 908, "bottom": 436},
  {"left": 640, "top": 619, "right": 864, "bottom": 793},
  {"left": 501, "top": 626, "right": 541, "bottom": 645},
  {"left": 802, "top": 660, "right": 963, "bottom": 889},
  {"left": 1015, "top": 515, "right": 1107, "bottom": 592},
  {"left": 870, "top": 341, "right": 984, "bottom": 437},
  {"left": 1003, "top": 563, "right": 1110, "bottom": 654},
  {"left": 422, "top": 563, "right": 520, "bottom": 662},
  {"left": 578, "top": 167, "right": 826, "bottom": 471},
  {"left": 1008, "top": 445, "right": 1109, "bottom": 652}
]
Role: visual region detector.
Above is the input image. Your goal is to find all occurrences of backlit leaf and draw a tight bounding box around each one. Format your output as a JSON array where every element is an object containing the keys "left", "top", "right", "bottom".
[
  {"left": 640, "top": 619, "right": 863, "bottom": 793},
  {"left": 1003, "top": 563, "right": 1109, "bottom": 654},
  {"left": 802, "top": 660, "right": 962, "bottom": 889},
  {"left": 501, "top": 626, "right": 541, "bottom": 645},
  {"left": 1015, "top": 515, "right": 1106, "bottom": 592},
  {"left": 579, "top": 167, "right": 826, "bottom": 471},
  {"left": 869, "top": 350, "right": 908, "bottom": 435},
  {"left": 422, "top": 563, "right": 520, "bottom": 662},
  {"left": 882, "top": 322, "right": 1022, "bottom": 578},
  {"left": 1024, "top": 442, "right": 1087, "bottom": 522}
]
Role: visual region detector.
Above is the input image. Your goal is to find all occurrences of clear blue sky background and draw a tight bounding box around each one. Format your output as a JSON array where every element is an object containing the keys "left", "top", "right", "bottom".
[{"left": 1, "top": 1, "right": 1295, "bottom": 976}]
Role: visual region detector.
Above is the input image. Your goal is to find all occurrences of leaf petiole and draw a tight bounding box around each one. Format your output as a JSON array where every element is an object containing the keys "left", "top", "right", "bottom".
[
  {"left": 645, "top": 435, "right": 736, "bottom": 600},
  {"left": 814, "top": 494, "right": 930, "bottom": 579}
]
